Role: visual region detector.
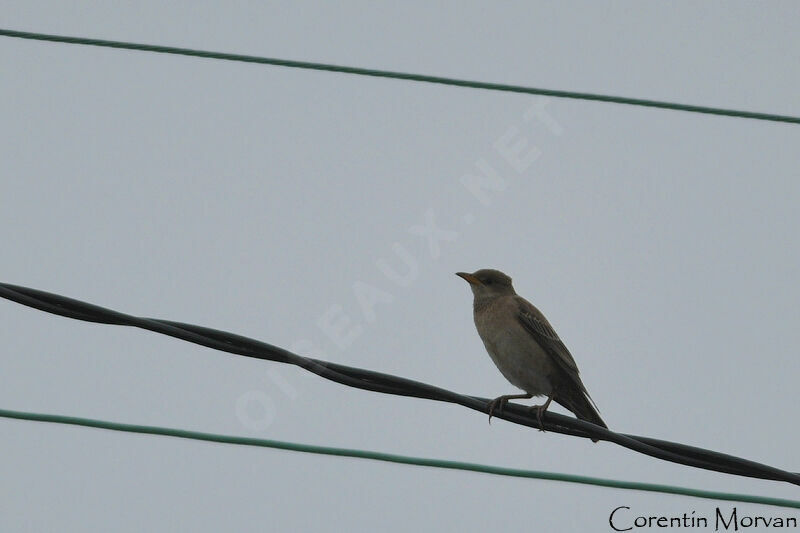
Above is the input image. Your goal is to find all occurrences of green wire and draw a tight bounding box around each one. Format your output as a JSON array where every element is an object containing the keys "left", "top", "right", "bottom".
[
  {"left": 2, "top": 407, "right": 798, "bottom": 509},
  {"left": 1, "top": 28, "right": 799, "bottom": 125}
]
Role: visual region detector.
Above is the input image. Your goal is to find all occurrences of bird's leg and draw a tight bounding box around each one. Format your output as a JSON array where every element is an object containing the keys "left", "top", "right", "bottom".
[
  {"left": 487, "top": 393, "right": 533, "bottom": 424},
  {"left": 529, "top": 393, "right": 554, "bottom": 432}
]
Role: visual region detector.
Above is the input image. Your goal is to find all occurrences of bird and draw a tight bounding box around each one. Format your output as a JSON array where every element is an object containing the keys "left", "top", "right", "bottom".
[{"left": 456, "top": 268, "right": 607, "bottom": 438}]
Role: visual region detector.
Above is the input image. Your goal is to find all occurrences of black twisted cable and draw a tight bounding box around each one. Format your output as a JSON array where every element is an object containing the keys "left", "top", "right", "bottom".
[{"left": 1, "top": 282, "right": 798, "bottom": 486}]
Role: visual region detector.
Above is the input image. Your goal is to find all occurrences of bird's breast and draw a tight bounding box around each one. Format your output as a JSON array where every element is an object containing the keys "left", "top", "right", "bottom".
[{"left": 473, "top": 300, "right": 554, "bottom": 396}]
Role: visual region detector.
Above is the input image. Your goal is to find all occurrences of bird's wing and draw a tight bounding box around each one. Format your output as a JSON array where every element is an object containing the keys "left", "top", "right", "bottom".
[{"left": 514, "top": 296, "right": 591, "bottom": 399}]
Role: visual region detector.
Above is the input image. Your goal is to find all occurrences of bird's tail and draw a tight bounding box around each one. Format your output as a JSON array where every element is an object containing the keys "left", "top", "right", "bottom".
[{"left": 556, "top": 390, "right": 607, "bottom": 442}]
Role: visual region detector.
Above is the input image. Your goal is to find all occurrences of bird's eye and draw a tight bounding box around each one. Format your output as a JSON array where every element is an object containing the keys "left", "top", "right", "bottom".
[{"left": 483, "top": 278, "right": 492, "bottom": 285}]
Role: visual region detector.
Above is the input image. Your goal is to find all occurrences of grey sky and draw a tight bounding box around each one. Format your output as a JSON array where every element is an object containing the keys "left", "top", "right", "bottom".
[{"left": 2, "top": 2, "right": 799, "bottom": 531}]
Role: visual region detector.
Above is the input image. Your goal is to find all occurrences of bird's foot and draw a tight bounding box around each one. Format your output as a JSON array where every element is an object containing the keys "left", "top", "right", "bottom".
[
  {"left": 528, "top": 394, "right": 553, "bottom": 432},
  {"left": 529, "top": 404, "right": 548, "bottom": 432},
  {"left": 487, "top": 397, "right": 508, "bottom": 425},
  {"left": 487, "top": 393, "right": 533, "bottom": 424}
]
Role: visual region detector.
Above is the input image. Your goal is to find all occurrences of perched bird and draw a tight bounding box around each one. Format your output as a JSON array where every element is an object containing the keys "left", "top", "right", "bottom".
[{"left": 456, "top": 268, "right": 607, "bottom": 437}]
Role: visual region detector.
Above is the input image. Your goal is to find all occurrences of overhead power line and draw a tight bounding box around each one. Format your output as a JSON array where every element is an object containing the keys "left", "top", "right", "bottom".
[
  {"left": 1, "top": 282, "right": 798, "bottom": 487},
  {"left": 1, "top": 28, "right": 799, "bottom": 125},
  {"left": 2, "top": 407, "right": 799, "bottom": 509}
]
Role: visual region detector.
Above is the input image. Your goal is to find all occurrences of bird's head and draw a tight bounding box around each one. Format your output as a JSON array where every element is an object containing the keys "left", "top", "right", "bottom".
[{"left": 456, "top": 269, "right": 516, "bottom": 298}]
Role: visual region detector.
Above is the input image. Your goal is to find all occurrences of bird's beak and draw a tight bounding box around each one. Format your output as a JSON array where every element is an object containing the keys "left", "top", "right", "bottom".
[{"left": 456, "top": 272, "right": 481, "bottom": 285}]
